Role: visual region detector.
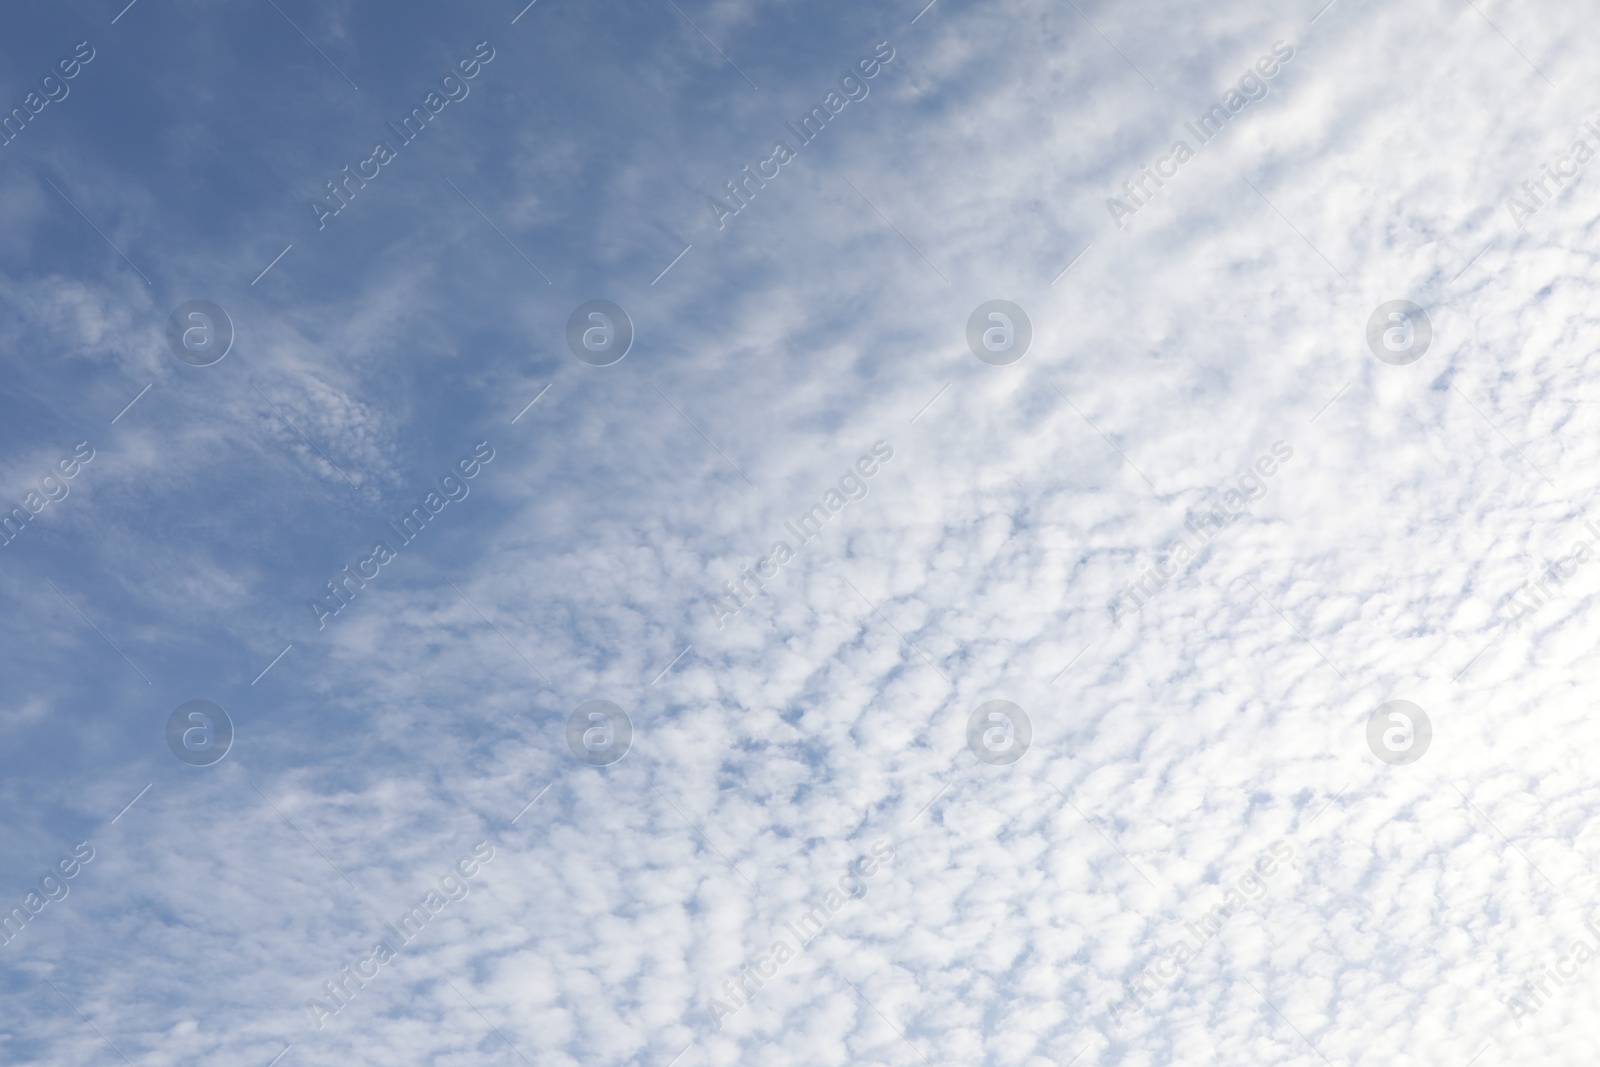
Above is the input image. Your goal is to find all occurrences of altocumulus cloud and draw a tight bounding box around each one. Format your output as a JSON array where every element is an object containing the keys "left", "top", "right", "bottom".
[{"left": 4, "top": 1, "right": 1600, "bottom": 1067}]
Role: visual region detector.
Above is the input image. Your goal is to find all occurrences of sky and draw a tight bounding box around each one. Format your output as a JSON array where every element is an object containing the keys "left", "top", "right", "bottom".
[{"left": 1, "top": 0, "right": 1599, "bottom": 1064}]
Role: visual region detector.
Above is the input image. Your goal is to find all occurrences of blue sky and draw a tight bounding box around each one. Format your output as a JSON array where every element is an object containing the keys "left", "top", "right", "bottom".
[{"left": 3, "top": 0, "right": 1600, "bottom": 1064}]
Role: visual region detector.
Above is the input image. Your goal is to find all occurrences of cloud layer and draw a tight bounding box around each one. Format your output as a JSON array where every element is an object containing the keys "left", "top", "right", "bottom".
[{"left": 1, "top": 0, "right": 1599, "bottom": 1065}]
